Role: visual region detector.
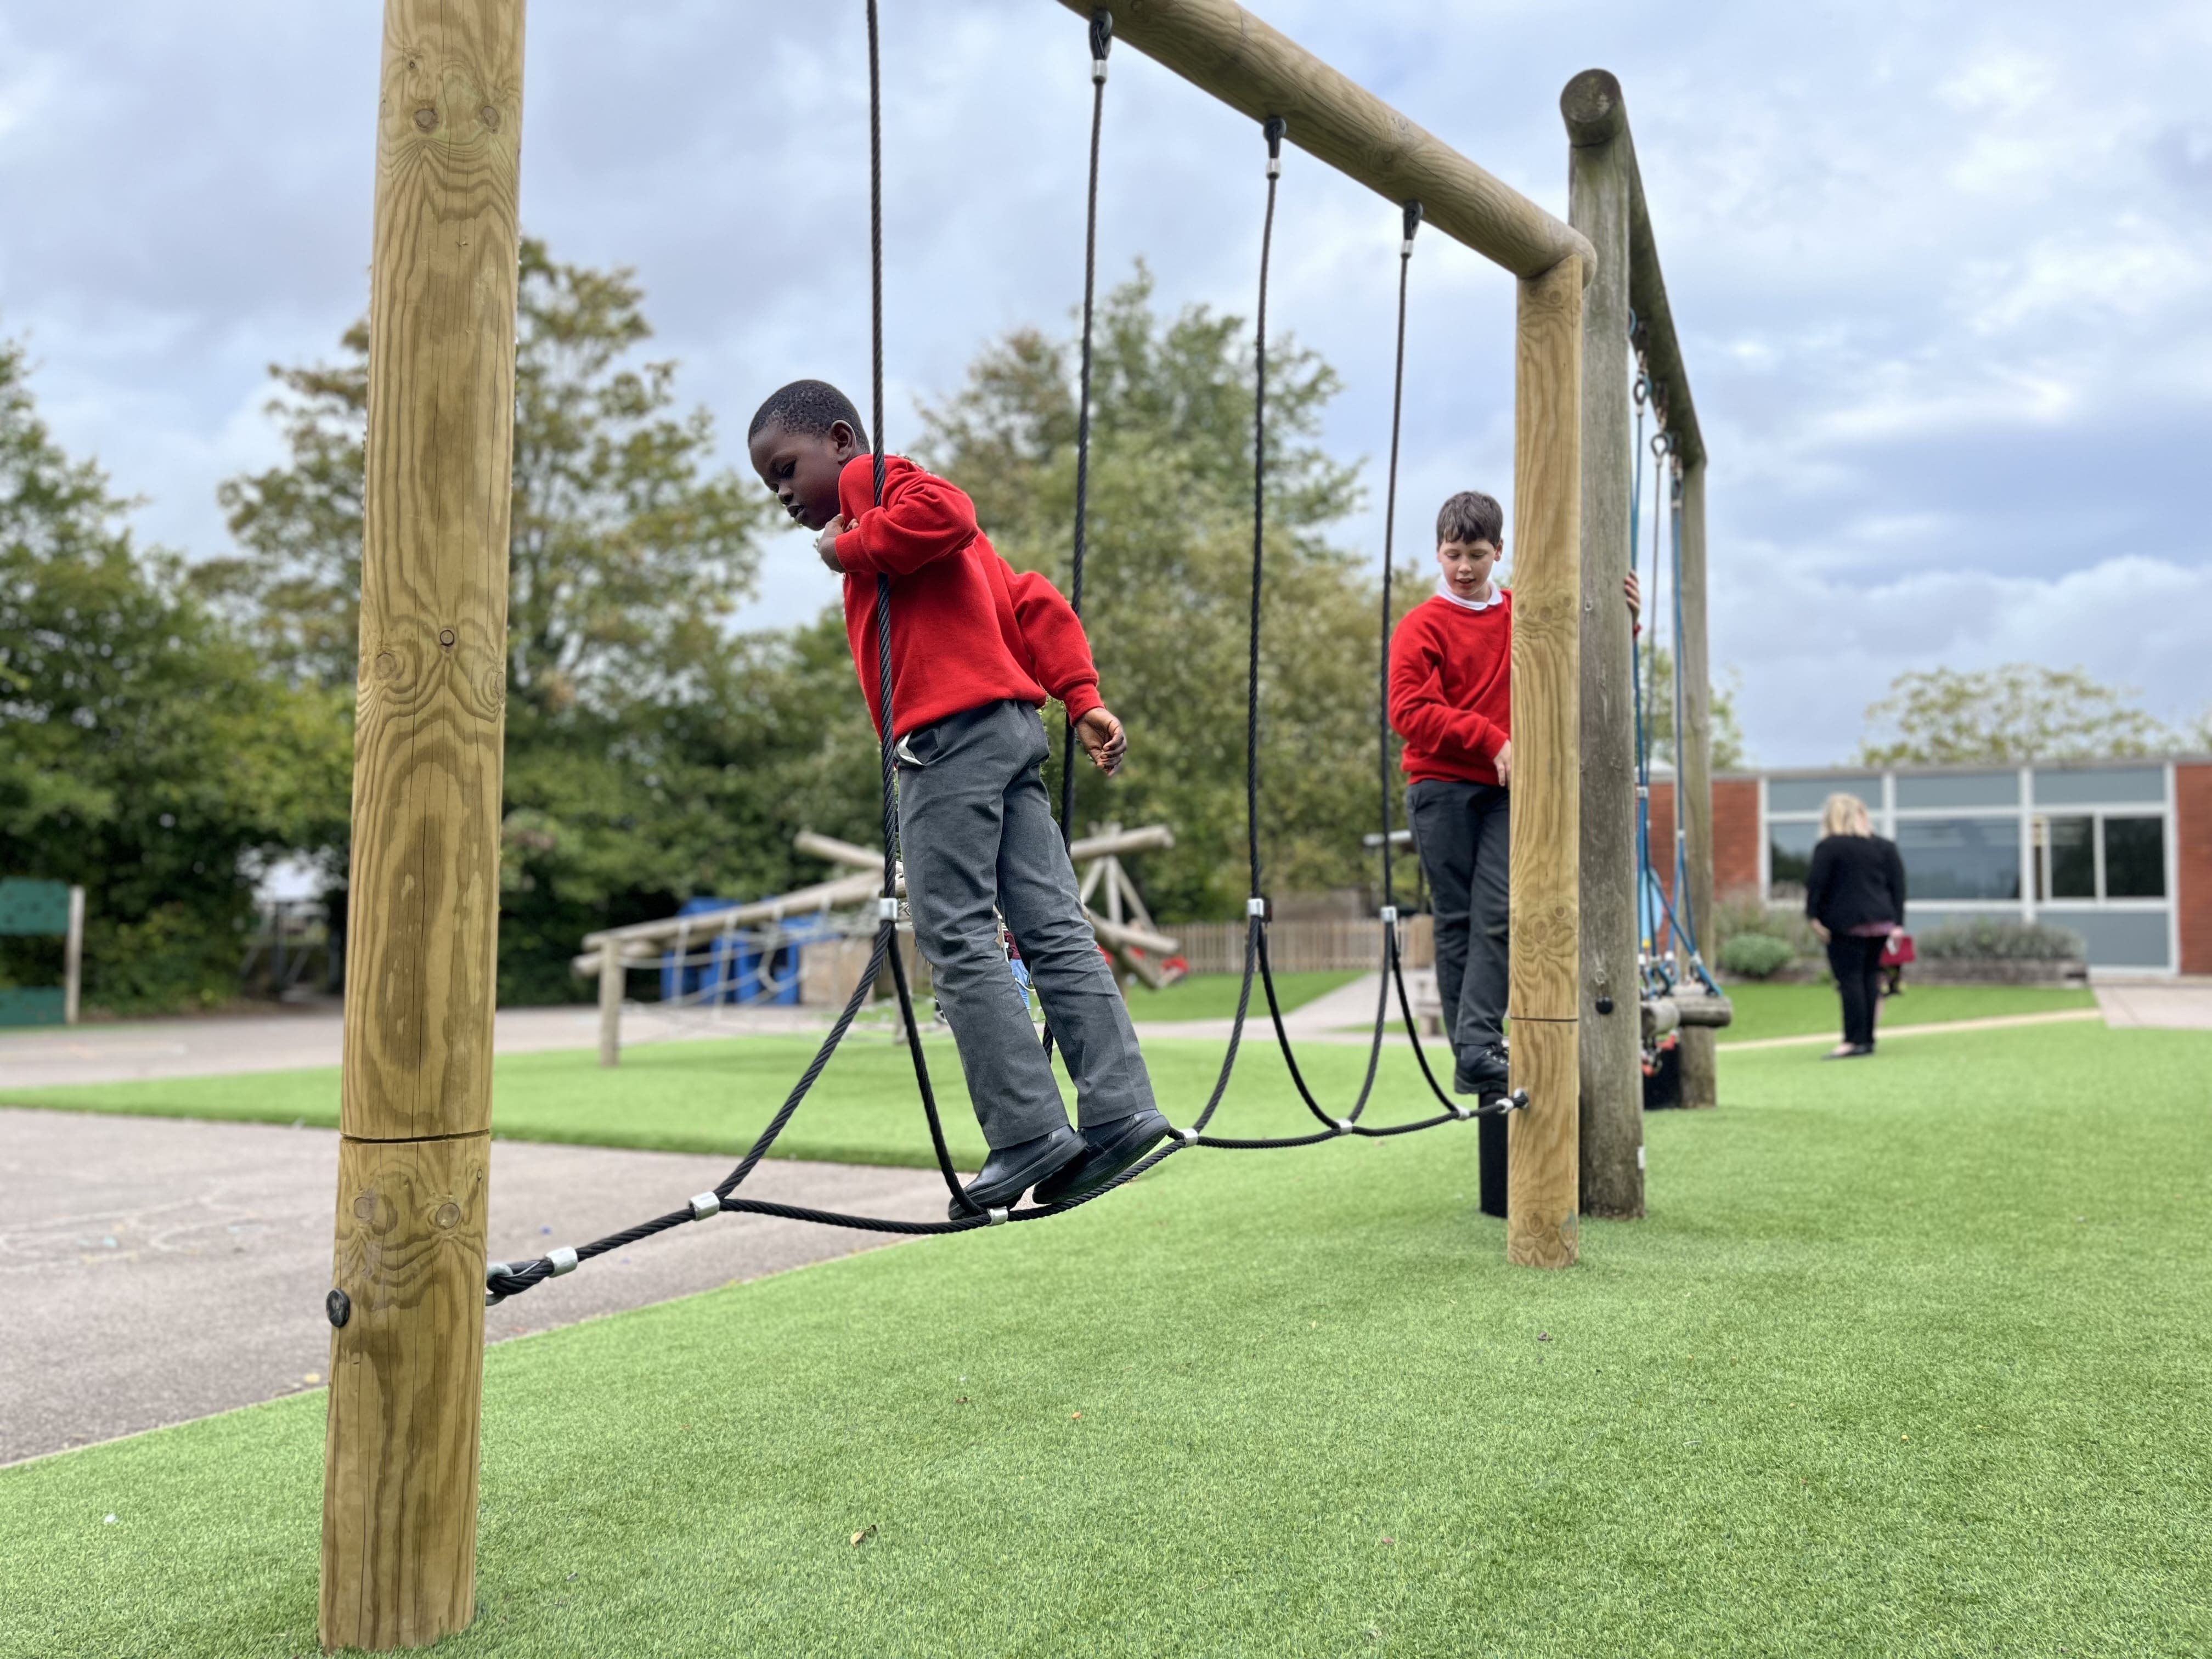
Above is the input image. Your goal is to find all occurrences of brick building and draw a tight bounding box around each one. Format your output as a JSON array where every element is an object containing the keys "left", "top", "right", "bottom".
[{"left": 1646, "top": 757, "right": 2212, "bottom": 976}]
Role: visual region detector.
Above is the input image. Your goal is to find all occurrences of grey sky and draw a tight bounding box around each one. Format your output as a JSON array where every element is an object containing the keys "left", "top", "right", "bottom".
[{"left": 4, "top": 0, "right": 2208, "bottom": 764}]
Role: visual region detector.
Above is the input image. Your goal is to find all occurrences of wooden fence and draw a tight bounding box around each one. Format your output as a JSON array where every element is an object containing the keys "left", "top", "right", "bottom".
[{"left": 1171, "top": 915, "right": 1435, "bottom": 975}]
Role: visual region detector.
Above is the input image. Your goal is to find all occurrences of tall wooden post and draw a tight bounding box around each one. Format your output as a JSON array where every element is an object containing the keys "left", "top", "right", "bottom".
[
  {"left": 321, "top": 2, "right": 525, "bottom": 1650},
  {"left": 598, "top": 940, "right": 623, "bottom": 1068},
  {"left": 1561, "top": 73, "right": 1641, "bottom": 1217},
  {"left": 1506, "top": 253, "right": 1584, "bottom": 1269},
  {"left": 1675, "top": 459, "right": 1718, "bottom": 1108}
]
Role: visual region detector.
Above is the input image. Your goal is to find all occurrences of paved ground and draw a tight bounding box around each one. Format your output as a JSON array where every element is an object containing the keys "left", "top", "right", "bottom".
[
  {"left": 0, "top": 1000, "right": 831, "bottom": 1091},
  {"left": 1130, "top": 970, "right": 1430, "bottom": 1046},
  {"left": 0, "top": 1109, "right": 951, "bottom": 1466},
  {"left": 2094, "top": 978, "right": 2212, "bottom": 1030}
]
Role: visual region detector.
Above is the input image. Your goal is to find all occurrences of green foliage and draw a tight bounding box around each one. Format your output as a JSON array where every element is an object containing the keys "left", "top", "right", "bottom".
[
  {"left": 1717, "top": 930, "right": 1796, "bottom": 979},
  {"left": 0, "top": 336, "right": 351, "bottom": 1012},
  {"left": 1858, "top": 663, "right": 2174, "bottom": 766},
  {"left": 208, "top": 242, "right": 795, "bottom": 1002},
  {"left": 1636, "top": 644, "right": 1749, "bottom": 772},
  {"left": 918, "top": 267, "right": 1384, "bottom": 918},
  {"left": 1916, "top": 915, "right": 2086, "bottom": 962},
  {"left": 1709, "top": 891, "right": 1819, "bottom": 959}
]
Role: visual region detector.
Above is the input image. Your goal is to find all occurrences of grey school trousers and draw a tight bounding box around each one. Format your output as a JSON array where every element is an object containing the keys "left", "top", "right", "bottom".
[
  {"left": 1406, "top": 778, "right": 1511, "bottom": 1062},
  {"left": 896, "top": 698, "right": 1158, "bottom": 1150}
]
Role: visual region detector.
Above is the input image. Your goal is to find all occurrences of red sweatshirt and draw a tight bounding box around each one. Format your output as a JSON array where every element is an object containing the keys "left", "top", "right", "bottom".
[
  {"left": 1387, "top": 590, "right": 1511, "bottom": 786},
  {"left": 832, "top": 454, "right": 1102, "bottom": 739}
]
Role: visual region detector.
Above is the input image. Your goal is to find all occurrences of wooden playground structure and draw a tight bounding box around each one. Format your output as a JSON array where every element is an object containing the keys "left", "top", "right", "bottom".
[{"left": 319, "top": 1, "right": 1719, "bottom": 1647}]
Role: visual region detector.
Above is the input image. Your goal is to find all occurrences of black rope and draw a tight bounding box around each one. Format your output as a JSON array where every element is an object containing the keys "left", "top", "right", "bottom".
[
  {"left": 468, "top": 59, "right": 1514, "bottom": 1318},
  {"left": 1042, "top": 7, "right": 1113, "bottom": 1068},
  {"left": 1378, "top": 200, "right": 1419, "bottom": 915}
]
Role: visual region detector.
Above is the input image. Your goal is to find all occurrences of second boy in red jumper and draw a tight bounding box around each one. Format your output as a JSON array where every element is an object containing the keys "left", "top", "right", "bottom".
[{"left": 747, "top": 380, "right": 1169, "bottom": 1215}]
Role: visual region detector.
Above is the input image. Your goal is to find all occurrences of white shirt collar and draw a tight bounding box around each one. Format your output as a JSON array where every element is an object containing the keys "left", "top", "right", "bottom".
[{"left": 1436, "top": 582, "right": 1501, "bottom": 612}]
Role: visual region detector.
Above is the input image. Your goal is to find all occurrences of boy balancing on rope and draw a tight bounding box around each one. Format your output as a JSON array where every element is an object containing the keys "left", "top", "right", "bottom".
[
  {"left": 1390, "top": 490, "right": 1638, "bottom": 1098},
  {"left": 748, "top": 380, "right": 1171, "bottom": 1217}
]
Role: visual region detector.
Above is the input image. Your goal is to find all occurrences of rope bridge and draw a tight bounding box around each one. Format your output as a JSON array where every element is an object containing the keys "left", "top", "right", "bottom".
[{"left": 432, "top": 7, "right": 1525, "bottom": 1322}]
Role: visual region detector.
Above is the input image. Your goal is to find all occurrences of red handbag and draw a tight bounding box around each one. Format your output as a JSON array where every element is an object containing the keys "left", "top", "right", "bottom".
[{"left": 1880, "top": 931, "right": 1915, "bottom": 968}]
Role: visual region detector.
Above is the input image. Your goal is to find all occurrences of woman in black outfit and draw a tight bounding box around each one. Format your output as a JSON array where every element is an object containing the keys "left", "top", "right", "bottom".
[{"left": 1803, "top": 793, "right": 1908, "bottom": 1059}]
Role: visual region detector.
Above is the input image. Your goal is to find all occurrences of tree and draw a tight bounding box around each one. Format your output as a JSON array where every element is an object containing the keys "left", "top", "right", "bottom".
[
  {"left": 1858, "top": 664, "right": 2172, "bottom": 766},
  {"left": 0, "top": 335, "right": 351, "bottom": 1012},
  {"left": 1635, "top": 645, "right": 1749, "bottom": 772},
  {"left": 206, "top": 241, "right": 786, "bottom": 1001},
  {"left": 917, "top": 267, "right": 1387, "bottom": 919}
]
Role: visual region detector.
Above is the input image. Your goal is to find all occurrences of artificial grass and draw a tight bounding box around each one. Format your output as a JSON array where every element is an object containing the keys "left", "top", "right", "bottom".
[
  {"left": 1125, "top": 967, "right": 1364, "bottom": 1022},
  {"left": 6, "top": 1020, "right": 2209, "bottom": 1657},
  {"left": 1709, "top": 980, "right": 2095, "bottom": 1046}
]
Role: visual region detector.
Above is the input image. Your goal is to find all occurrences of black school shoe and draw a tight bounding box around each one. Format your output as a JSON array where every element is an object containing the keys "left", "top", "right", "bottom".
[
  {"left": 1453, "top": 1042, "right": 1510, "bottom": 1096},
  {"left": 1030, "top": 1109, "right": 1175, "bottom": 1207},
  {"left": 947, "top": 1124, "right": 1085, "bottom": 1220}
]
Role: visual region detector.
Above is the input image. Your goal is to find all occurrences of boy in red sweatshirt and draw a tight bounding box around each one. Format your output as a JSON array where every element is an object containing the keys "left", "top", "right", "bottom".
[
  {"left": 1389, "top": 491, "right": 1639, "bottom": 1098},
  {"left": 1388, "top": 490, "right": 1517, "bottom": 1097},
  {"left": 748, "top": 380, "right": 1168, "bottom": 1215}
]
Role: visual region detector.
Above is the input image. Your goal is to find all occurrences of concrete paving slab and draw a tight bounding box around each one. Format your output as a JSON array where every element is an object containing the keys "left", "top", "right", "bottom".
[
  {"left": 2094, "top": 979, "right": 2212, "bottom": 1030},
  {"left": 0, "top": 1108, "right": 952, "bottom": 1466}
]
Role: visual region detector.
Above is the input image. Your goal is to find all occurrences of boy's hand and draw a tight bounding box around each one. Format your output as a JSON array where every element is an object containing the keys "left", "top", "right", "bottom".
[
  {"left": 1625, "top": 571, "right": 1641, "bottom": 620},
  {"left": 1075, "top": 707, "right": 1127, "bottom": 776},
  {"left": 815, "top": 515, "right": 848, "bottom": 571},
  {"left": 1494, "top": 738, "right": 1512, "bottom": 788}
]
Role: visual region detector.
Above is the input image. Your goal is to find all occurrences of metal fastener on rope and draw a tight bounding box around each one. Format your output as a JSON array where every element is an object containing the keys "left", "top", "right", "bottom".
[
  {"left": 987, "top": 1207, "right": 1010, "bottom": 1227},
  {"left": 547, "top": 1246, "right": 579, "bottom": 1276},
  {"left": 1247, "top": 896, "right": 1268, "bottom": 919},
  {"left": 876, "top": 896, "right": 900, "bottom": 921},
  {"left": 690, "top": 1192, "right": 720, "bottom": 1221},
  {"left": 1333, "top": 1118, "right": 1355, "bottom": 1134},
  {"left": 1401, "top": 199, "right": 1423, "bottom": 256},
  {"left": 1263, "top": 114, "right": 1286, "bottom": 176},
  {"left": 1171, "top": 1126, "right": 1201, "bottom": 1146},
  {"left": 1378, "top": 905, "right": 1398, "bottom": 924},
  {"left": 1090, "top": 5, "right": 1112, "bottom": 80},
  {"left": 484, "top": 1261, "right": 511, "bottom": 1309}
]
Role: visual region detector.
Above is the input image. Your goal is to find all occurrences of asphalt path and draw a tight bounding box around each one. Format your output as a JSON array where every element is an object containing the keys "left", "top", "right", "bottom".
[{"left": 0, "top": 1108, "right": 951, "bottom": 1466}]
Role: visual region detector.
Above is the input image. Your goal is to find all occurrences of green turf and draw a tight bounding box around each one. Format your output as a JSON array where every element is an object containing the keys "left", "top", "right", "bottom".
[
  {"left": 1122, "top": 967, "right": 1365, "bottom": 1022},
  {"left": 1711, "top": 980, "right": 2095, "bottom": 1045},
  {"left": 6, "top": 1020, "right": 2209, "bottom": 1657}
]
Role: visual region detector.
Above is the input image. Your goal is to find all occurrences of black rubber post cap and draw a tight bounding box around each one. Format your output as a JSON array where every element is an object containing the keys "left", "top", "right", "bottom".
[
  {"left": 325, "top": 1288, "right": 351, "bottom": 1328},
  {"left": 1595, "top": 996, "right": 1615, "bottom": 1015}
]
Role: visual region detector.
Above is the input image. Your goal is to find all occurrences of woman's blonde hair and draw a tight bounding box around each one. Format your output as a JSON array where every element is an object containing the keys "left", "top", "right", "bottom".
[{"left": 1820, "top": 792, "right": 1872, "bottom": 838}]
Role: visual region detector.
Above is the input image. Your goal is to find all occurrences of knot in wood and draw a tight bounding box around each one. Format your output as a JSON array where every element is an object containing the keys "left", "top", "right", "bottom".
[
  {"left": 413, "top": 106, "right": 439, "bottom": 132},
  {"left": 434, "top": 1201, "right": 460, "bottom": 1229},
  {"left": 352, "top": 1193, "right": 377, "bottom": 1222},
  {"left": 374, "top": 651, "right": 399, "bottom": 681},
  {"left": 479, "top": 104, "right": 500, "bottom": 131},
  {"left": 438, "top": 629, "right": 456, "bottom": 649}
]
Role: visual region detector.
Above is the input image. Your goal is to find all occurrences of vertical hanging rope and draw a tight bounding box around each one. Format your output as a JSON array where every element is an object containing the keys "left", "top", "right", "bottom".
[{"left": 1376, "top": 200, "right": 1419, "bottom": 914}]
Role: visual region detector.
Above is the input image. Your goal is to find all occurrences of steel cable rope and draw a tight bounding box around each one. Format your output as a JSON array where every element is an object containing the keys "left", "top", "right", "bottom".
[{"left": 471, "top": 19, "right": 1523, "bottom": 1311}]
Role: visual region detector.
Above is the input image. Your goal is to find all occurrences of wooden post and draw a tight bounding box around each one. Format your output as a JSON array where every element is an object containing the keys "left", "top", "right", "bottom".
[
  {"left": 1506, "top": 252, "right": 1584, "bottom": 1269},
  {"left": 1675, "top": 458, "right": 1718, "bottom": 1109},
  {"left": 62, "top": 885, "right": 84, "bottom": 1026},
  {"left": 599, "top": 939, "right": 623, "bottom": 1068},
  {"left": 1561, "top": 72, "right": 1643, "bottom": 1218},
  {"left": 1048, "top": 0, "right": 1593, "bottom": 282},
  {"left": 321, "top": 1, "right": 524, "bottom": 1650}
]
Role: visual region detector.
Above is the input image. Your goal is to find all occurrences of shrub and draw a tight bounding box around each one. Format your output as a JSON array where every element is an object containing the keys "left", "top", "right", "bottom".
[
  {"left": 1718, "top": 932, "right": 1797, "bottom": 980},
  {"left": 1711, "top": 893, "right": 1820, "bottom": 958},
  {"left": 1916, "top": 916, "right": 2085, "bottom": 961}
]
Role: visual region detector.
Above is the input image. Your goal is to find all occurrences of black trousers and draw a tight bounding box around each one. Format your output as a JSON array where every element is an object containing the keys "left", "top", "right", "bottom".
[
  {"left": 1827, "top": 933, "right": 1887, "bottom": 1048},
  {"left": 1406, "top": 778, "right": 1511, "bottom": 1064}
]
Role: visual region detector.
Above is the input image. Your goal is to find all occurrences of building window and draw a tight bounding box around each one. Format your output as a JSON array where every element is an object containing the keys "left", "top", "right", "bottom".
[
  {"left": 1768, "top": 821, "right": 1818, "bottom": 899},
  {"left": 1897, "top": 817, "right": 2021, "bottom": 901},
  {"left": 2038, "top": 815, "right": 2096, "bottom": 901},
  {"left": 2102, "top": 816, "right": 2166, "bottom": 899}
]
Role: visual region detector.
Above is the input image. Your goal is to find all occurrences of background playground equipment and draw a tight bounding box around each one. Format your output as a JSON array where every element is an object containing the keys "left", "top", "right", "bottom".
[
  {"left": 0, "top": 878, "right": 84, "bottom": 1028},
  {"left": 315, "top": 0, "right": 1684, "bottom": 1645},
  {"left": 569, "top": 821, "right": 1181, "bottom": 1068}
]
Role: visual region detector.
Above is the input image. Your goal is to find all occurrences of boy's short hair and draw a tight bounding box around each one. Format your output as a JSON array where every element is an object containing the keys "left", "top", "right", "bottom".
[
  {"left": 1436, "top": 490, "right": 1504, "bottom": 549},
  {"left": 748, "top": 379, "right": 870, "bottom": 449}
]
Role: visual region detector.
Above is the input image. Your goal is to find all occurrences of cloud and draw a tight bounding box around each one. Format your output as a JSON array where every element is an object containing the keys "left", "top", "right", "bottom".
[{"left": 1, "top": 0, "right": 2207, "bottom": 767}]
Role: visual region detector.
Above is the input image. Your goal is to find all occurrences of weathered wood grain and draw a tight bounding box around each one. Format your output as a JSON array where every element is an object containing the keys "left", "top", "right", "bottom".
[
  {"left": 598, "top": 940, "right": 623, "bottom": 1069},
  {"left": 1053, "top": 0, "right": 1592, "bottom": 281},
  {"left": 1564, "top": 84, "right": 1644, "bottom": 1218},
  {"left": 322, "top": 1133, "right": 490, "bottom": 1650},
  {"left": 1507, "top": 1018, "right": 1580, "bottom": 1268},
  {"left": 325, "top": 1, "right": 523, "bottom": 1648},
  {"left": 1507, "top": 255, "right": 1583, "bottom": 1269},
  {"left": 341, "top": 0, "right": 524, "bottom": 1146}
]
